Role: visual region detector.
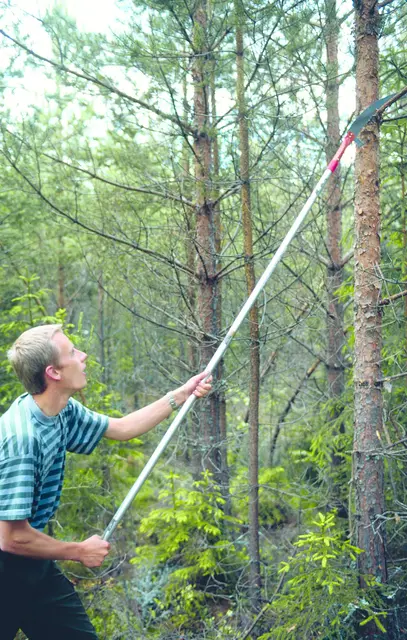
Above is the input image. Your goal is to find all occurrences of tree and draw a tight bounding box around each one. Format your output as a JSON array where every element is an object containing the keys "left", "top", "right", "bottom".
[
  {"left": 192, "top": 0, "right": 224, "bottom": 482},
  {"left": 325, "top": 0, "right": 345, "bottom": 445},
  {"left": 353, "top": 1, "right": 387, "bottom": 632},
  {"left": 235, "top": 0, "right": 261, "bottom": 606}
]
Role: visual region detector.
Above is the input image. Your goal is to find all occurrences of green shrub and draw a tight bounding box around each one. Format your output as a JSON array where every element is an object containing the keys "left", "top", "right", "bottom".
[
  {"left": 131, "top": 470, "right": 247, "bottom": 629},
  {"left": 259, "top": 512, "right": 388, "bottom": 640}
]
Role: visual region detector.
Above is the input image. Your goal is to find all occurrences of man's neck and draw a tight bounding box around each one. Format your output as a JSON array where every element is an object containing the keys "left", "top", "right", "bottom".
[{"left": 31, "top": 389, "right": 71, "bottom": 417}]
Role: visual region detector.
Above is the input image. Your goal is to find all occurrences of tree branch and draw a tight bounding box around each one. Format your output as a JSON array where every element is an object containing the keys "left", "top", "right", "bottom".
[
  {"left": 2, "top": 152, "right": 195, "bottom": 277},
  {"left": 3, "top": 128, "right": 195, "bottom": 207},
  {"left": 0, "top": 29, "right": 196, "bottom": 136},
  {"left": 379, "top": 289, "right": 407, "bottom": 306},
  {"left": 269, "top": 358, "right": 322, "bottom": 464},
  {"left": 97, "top": 278, "right": 200, "bottom": 340},
  {"left": 339, "top": 249, "right": 354, "bottom": 268},
  {"left": 377, "top": 0, "right": 398, "bottom": 8},
  {"left": 376, "top": 84, "right": 407, "bottom": 122}
]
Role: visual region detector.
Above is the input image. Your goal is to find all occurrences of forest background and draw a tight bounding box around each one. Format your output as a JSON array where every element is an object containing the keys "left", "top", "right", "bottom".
[{"left": 1, "top": 0, "right": 407, "bottom": 638}]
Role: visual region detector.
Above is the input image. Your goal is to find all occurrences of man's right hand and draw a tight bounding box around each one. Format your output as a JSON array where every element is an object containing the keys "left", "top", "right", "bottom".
[
  {"left": 78, "top": 535, "right": 110, "bottom": 567},
  {"left": 0, "top": 520, "right": 111, "bottom": 566}
]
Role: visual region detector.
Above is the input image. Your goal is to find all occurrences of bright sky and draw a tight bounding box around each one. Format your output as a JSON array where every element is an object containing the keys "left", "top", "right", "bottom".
[
  {"left": 2, "top": 0, "right": 131, "bottom": 133},
  {"left": 2, "top": 0, "right": 356, "bottom": 163},
  {"left": 8, "top": 0, "right": 120, "bottom": 33}
]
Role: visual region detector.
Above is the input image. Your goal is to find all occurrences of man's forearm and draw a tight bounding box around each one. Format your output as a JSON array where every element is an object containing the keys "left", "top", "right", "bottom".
[
  {"left": 0, "top": 521, "right": 81, "bottom": 561},
  {"left": 104, "top": 371, "right": 211, "bottom": 442},
  {"left": 0, "top": 520, "right": 110, "bottom": 567},
  {"left": 107, "top": 388, "right": 186, "bottom": 441}
]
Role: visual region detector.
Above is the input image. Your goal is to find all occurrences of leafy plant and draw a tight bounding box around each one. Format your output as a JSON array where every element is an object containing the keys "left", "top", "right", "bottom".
[
  {"left": 131, "top": 470, "right": 246, "bottom": 628},
  {"left": 259, "top": 511, "right": 388, "bottom": 639}
]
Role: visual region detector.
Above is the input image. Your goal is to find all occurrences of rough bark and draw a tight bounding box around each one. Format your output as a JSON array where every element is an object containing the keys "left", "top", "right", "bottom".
[
  {"left": 98, "top": 275, "right": 107, "bottom": 386},
  {"left": 193, "top": 0, "right": 223, "bottom": 482},
  {"left": 325, "top": 0, "right": 345, "bottom": 410},
  {"left": 401, "top": 133, "right": 407, "bottom": 339},
  {"left": 236, "top": 0, "right": 261, "bottom": 605},
  {"left": 181, "top": 60, "right": 200, "bottom": 473},
  {"left": 209, "top": 23, "right": 229, "bottom": 501},
  {"left": 353, "top": 0, "right": 387, "bottom": 619},
  {"left": 57, "top": 236, "right": 65, "bottom": 310},
  {"left": 325, "top": 1, "right": 346, "bottom": 513}
]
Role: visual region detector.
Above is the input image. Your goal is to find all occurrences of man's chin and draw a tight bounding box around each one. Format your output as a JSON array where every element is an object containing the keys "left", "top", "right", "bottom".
[{"left": 74, "top": 379, "right": 87, "bottom": 392}]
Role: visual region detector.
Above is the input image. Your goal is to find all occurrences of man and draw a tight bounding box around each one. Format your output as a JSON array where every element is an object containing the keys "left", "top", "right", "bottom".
[{"left": 0, "top": 324, "right": 211, "bottom": 639}]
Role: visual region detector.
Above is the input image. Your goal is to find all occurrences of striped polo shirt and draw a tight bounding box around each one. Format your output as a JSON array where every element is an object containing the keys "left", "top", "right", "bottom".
[{"left": 0, "top": 394, "right": 108, "bottom": 531}]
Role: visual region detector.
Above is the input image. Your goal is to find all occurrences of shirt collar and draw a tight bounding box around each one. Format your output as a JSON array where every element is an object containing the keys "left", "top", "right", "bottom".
[{"left": 25, "top": 394, "right": 58, "bottom": 426}]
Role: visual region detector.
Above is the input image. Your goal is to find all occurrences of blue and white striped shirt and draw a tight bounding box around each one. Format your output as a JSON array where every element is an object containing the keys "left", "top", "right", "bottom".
[{"left": 0, "top": 394, "right": 108, "bottom": 530}]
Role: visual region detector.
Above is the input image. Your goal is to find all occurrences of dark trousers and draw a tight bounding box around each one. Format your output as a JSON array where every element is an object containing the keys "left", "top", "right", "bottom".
[{"left": 0, "top": 551, "right": 99, "bottom": 639}]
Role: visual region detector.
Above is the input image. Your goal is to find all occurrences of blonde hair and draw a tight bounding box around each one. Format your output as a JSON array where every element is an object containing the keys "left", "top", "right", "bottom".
[{"left": 8, "top": 324, "right": 63, "bottom": 394}]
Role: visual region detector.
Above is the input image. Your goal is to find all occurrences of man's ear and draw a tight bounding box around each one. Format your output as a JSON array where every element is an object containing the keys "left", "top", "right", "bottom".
[{"left": 45, "top": 365, "right": 61, "bottom": 382}]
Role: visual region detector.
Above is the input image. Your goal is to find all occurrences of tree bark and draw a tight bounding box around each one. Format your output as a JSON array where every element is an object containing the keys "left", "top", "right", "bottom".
[
  {"left": 193, "top": 0, "right": 223, "bottom": 483},
  {"left": 401, "top": 132, "right": 407, "bottom": 341},
  {"left": 236, "top": 0, "right": 261, "bottom": 606},
  {"left": 181, "top": 57, "right": 200, "bottom": 473},
  {"left": 325, "top": 0, "right": 344, "bottom": 410},
  {"left": 353, "top": 0, "right": 387, "bottom": 622},
  {"left": 324, "top": 1, "right": 346, "bottom": 512},
  {"left": 98, "top": 274, "right": 107, "bottom": 386},
  {"left": 57, "top": 236, "right": 65, "bottom": 311},
  {"left": 209, "top": 10, "right": 229, "bottom": 500}
]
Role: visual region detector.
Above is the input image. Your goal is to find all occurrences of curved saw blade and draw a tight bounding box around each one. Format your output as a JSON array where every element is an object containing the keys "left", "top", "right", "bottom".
[{"left": 349, "top": 93, "right": 397, "bottom": 141}]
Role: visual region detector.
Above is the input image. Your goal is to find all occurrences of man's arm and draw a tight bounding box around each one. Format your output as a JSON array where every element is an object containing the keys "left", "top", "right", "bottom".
[
  {"left": 0, "top": 519, "right": 110, "bottom": 568},
  {"left": 104, "top": 371, "right": 212, "bottom": 442}
]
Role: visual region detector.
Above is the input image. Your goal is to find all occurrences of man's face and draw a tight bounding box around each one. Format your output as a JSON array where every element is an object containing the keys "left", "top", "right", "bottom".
[{"left": 51, "top": 332, "right": 88, "bottom": 393}]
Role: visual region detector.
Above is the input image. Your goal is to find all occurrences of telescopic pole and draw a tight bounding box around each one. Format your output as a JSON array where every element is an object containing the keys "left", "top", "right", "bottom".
[{"left": 103, "top": 94, "right": 394, "bottom": 542}]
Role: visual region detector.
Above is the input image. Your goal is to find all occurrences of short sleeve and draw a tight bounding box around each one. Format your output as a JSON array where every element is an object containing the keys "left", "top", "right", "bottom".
[
  {"left": 0, "top": 456, "right": 35, "bottom": 520},
  {"left": 65, "top": 398, "right": 109, "bottom": 455}
]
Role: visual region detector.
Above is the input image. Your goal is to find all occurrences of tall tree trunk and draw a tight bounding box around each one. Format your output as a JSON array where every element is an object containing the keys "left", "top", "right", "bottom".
[
  {"left": 193, "top": 0, "right": 222, "bottom": 482},
  {"left": 353, "top": 0, "right": 387, "bottom": 626},
  {"left": 98, "top": 273, "right": 111, "bottom": 499},
  {"left": 401, "top": 132, "right": 407, "bottom": 341},
  {"left": 98, "top": 274, "right": 107, "bottom": 386},
  {"left": 324, "top": 1, "right": 345, "bottom": 487},
  {"left": 182, "top": 58, "right": 200, "bottom": 473},
  {"left": 57, "top": 235, "right": 65, "bottom": 310},
  {"left": 236, "top": 0, "right": 261, "bottom": 606},
  {"left": 209, "top": 12, "right": 229, "bottom": 500}
]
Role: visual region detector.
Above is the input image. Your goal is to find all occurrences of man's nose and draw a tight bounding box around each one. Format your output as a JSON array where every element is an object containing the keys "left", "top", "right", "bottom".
[{"left": 81, "top": 351, "right": 88, "bottom": 361}]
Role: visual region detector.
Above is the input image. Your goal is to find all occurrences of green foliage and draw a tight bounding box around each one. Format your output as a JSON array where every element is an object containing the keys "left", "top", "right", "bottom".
[
  {"left": 0, "top": 274, "right": 63, "bottom": 409},
  {"left": 76, "top": 578, "right": 142, "bottom": 640},
  {"left": 305, "top": 396, "right": 353, "bottom": 466},
  {"left": 259, "top": 512, "right": 389, "bottom": 640},
  {"left": 231, "top": 465, "right": 291, "bottom": 527},
  {"left": 131, "top": 471, "right": 246, "bottom": 628}
]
